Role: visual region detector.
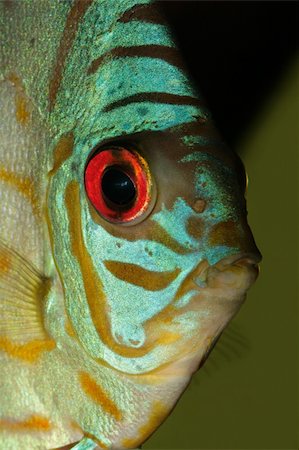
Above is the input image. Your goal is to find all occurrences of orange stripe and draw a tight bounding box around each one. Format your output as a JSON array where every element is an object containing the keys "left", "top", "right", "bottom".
[
  {"left": 0, "top": 415, "right": 51, "bottom": 432},
  {"left": 0, "top": 252, "right": 11, "bottom": 275},
  {"left": 49, "top": 0, "right": 93, "bottom": 110},
  {"left": 8, "top": 73, "right": 30, "bottom": 126},
  {"left": 0, "top": 166, "right": 40, "bottom": 217},
  {"left": 49, "top": 133, "right": 74, "bottom": 176},
  {"left": 0, "top": 337, "right": 56, "bottom": 363},
  {"left": 103, "top": 260, "right": 180, "bottom": 291},
  {"left": 79, "top": 371, "right": 122, "bottom": 421},
  {"left": 15, "top": 95, "right": 30, "bottom": 125}
]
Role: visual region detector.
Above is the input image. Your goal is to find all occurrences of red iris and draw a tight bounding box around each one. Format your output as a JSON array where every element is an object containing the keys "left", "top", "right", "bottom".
[{"left": 84, "top": 146, "right": 153, "bottom": 224}]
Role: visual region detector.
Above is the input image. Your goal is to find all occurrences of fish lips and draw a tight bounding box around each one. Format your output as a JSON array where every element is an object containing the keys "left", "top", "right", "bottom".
[{"left": 192, "top": 252, "right": 261, "bottom": 298}]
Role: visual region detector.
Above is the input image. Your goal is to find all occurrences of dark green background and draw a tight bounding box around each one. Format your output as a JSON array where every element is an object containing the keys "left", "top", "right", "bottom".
[{"left": 144, "top": 3, "right": 298, "bottom": 448}]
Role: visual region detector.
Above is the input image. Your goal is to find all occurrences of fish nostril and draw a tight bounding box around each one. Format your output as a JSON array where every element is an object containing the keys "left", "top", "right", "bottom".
[{"left": 192, "top": 198, "right": 206, "bottom": 213}]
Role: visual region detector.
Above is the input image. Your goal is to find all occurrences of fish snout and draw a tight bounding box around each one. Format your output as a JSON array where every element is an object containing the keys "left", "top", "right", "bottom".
[{"left": 193, "top": 252, "right": 261, "bottom": 296}]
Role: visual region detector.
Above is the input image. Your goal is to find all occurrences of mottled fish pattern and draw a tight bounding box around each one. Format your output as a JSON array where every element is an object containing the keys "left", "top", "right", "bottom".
[{"left": 0, "top": 1, "right": 261, "bottom": 449}]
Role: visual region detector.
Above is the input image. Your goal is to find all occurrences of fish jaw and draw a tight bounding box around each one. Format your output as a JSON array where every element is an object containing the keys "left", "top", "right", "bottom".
[
  {"left": 193, "top": 253, "right": 260, "bottom": 300},
  {"left": 149, "top": 252, "right": 261, "bottom": 381}
]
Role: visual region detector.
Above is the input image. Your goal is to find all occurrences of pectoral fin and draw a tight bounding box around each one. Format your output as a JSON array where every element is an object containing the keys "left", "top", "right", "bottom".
[{"left": 0, "top": 238, "right": 51, "bottom": 343}]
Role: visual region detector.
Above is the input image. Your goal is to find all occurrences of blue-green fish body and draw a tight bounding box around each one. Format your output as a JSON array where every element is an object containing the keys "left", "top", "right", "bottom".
[{"left": 0, "top": 1, "right": 261, "bottom": 449}]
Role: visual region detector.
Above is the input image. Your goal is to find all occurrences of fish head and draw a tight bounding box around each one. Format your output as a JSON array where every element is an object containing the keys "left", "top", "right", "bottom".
[{"left": 46, "top": 1, "right": 261, "bottom": 383}]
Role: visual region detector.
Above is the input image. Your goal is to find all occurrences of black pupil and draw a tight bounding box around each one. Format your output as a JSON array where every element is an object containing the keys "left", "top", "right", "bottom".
[{"left": 101, "top": 167, "right": 136, "bottom": 206}]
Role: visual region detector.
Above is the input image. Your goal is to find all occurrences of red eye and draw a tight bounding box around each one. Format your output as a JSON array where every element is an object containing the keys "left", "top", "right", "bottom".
[{"left": 84, "top": 146, "right": 154, "bottom": 224}]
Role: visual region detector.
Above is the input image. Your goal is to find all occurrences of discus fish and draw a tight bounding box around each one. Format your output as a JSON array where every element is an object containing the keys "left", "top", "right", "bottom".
[{"left": 0, "top": 1, "right": 261, "bottom": 449}]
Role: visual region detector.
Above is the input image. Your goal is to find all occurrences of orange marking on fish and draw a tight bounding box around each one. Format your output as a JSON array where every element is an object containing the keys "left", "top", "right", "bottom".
[
  {"left": 103, "top": 260, "right": 181, "bottom": 291},
  {"left": 122, "top": 401, "right": 168, "bottom": 448},
  {"left": 155, "top": 331, "right": 181, "bottom": 346},
  {"left": 186, "top": 216, "right": 204, "bottom": 240},
  {"left": 209, "top": 220, "right": 243, "bottom": 248},
  {"left": 15, "top": 93, "right": 30, "bottom": 125},
  {"left": 0, "top": 415, "right": 52, "bottom": 432},
  {"left": 15, "top": 95, "right": 30, "bottom": 125},
  {"left": 140, "top": 221, "right": 192, "bottom": 255},
  {"left": 49, "top": 0, "right": 93, "bottom": 110},
  {"left": 7, "top": 73, "right": 31, "bottom": 125},
  {"left": 0, "top": 166, "right": 40, "bottom": 217},
  {"left": 49, "top": 133, "right": 74, "bottom": 176},
  {"left": 79, "top": 371, "right": 122, "bottom": 421},
  {"left": 0, "top": 337, "right": 56, "bottom": 363},
  {"left": 0, "top": 252, "right": 11, "bottom": 275}
]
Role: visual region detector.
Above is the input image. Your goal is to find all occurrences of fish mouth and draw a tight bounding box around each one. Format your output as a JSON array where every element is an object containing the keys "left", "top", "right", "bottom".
[
  {"left": 192, "top": 252, "right": 261, "bottom": 294},
  {"left": 153, "top": 253, "right": 261, "bottom": 379}
]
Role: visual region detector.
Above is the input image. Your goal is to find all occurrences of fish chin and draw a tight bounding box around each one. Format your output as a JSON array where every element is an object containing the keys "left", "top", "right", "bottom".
[{"left": 151, "top": 256, "right": 259, "bottom": 382}]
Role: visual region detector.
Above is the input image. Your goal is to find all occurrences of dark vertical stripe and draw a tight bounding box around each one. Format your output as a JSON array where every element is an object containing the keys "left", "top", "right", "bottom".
[
  {"left": 2, "top": 0, "right": 16, "bottom": 10},
  {"left": 87, "top": 44, "right": 186, "bottom": 75},
  {"left": 48, "top": 0, "right": 93, "bottom": 110},
  {"left": 118, "top": 3, "right": 166, "bottom": 25},
  {"left": 102, "top": 92, "right": 202, "bottom": 113}
]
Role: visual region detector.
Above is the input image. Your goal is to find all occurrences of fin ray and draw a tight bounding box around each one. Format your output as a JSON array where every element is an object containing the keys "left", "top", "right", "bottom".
[{"left": 0, "top": 238, "right": 51, "bottom": 343}]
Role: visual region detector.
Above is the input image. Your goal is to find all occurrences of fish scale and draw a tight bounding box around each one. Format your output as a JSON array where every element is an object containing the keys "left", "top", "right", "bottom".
[{"left": 0, "top": 1, "right": 261, "bottom": 449}]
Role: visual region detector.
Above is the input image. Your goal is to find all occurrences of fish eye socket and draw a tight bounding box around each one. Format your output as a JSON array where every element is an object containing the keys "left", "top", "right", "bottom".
[{"left": 84, "top": 145, "right": 155, "bottom": 224}]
